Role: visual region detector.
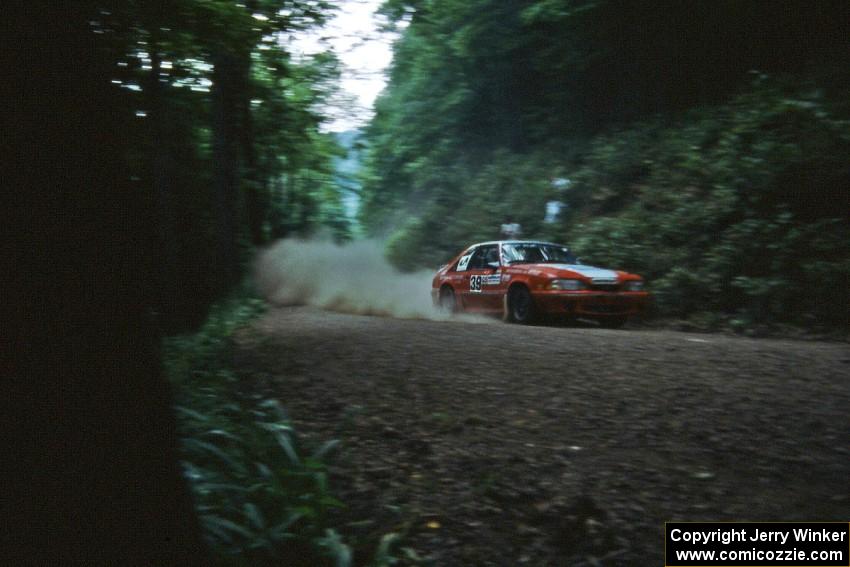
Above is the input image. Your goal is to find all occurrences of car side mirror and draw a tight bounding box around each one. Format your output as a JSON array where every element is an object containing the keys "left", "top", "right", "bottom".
[{"left": 487, "top": 261, "right": 500, "bottom": 269}]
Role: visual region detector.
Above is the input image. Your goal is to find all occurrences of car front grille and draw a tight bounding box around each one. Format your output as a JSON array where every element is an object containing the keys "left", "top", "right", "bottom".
[{"left": 589, "top": 282, "right": 621, "bottom": 292}]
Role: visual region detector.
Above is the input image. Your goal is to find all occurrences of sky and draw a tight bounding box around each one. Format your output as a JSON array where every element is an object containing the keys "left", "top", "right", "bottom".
[{"left": 290, "top": 0, "right": 401, "bottom": 132}]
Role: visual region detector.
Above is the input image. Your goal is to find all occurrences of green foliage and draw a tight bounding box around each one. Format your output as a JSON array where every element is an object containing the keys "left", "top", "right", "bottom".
[
  {"left": 560, "top": 79, "right": 850, "bottom": 329},
  {"left": 165, "top": 298, "right": 345, "bottom": 563},
  {"left": 164, "top": 297, "right": 411, "bottom": 564},
  {"left": 90, "top": 0, "right": 348, "bottom": 326},
  {"left": 362, "top": 0, "right": 849, "bottom": 235},
  {"left": 370, "top": 149, "right": 568, "bottom": 270},
  {"left": 362, "top": 0, "right": 849, "bottom": 331}
]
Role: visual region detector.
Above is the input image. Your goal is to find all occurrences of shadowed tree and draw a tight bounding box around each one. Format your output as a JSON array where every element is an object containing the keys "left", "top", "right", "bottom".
[{"left": 4, "top": 1, "right": 207, "bottom": 561}]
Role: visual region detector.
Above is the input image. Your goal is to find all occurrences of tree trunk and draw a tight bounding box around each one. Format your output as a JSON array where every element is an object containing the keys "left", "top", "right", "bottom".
[
  {"left": 211, "top": 50, "right": 242, "bottom": 292},
  {"left": 241, "top": 70, "right": 266, "bottom": 246},
  {"left": 5, "top": 4, "right": 208, "bottom": 561},
  {"left": 147, "top": 37, "right": 180, "bottom": 320}
]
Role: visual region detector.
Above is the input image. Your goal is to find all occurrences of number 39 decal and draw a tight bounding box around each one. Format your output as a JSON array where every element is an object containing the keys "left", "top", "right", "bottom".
[{"left": 470, "top": 275, "right": 483, "bottom": 293}]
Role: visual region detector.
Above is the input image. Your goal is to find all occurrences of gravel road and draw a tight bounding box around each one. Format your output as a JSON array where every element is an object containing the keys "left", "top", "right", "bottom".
[{"left": 238, "top": 306, "right": 850, "bottom": 566}]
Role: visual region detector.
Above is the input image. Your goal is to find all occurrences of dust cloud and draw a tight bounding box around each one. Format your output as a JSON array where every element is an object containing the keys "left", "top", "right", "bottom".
[{"left": 256, "top": 239, "right": 489, "bottom": 322}]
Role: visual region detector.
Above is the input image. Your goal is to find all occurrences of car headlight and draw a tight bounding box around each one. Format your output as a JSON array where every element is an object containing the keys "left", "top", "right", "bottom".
[
  {"left": 624, "top": 280, "right": 644, "bottom": 291},
  {"left": 547, "top": 279, "right": 586, "bottom": 291}
]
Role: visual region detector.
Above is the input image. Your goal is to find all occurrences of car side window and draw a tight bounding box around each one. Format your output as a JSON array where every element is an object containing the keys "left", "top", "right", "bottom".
[
  {"left": 468, "top": 245, "right": 498, "bottom": 269},
  {"left": 453, "top": 249, "right": 474, "bottom": 271},
  {"left": 484, "top": 246, "right": 500, "bottom": 266}
]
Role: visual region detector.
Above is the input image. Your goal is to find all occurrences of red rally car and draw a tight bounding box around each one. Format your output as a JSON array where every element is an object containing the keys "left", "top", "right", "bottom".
[{"left": 431, "top": 240, "right": 650, "bottom": 327}]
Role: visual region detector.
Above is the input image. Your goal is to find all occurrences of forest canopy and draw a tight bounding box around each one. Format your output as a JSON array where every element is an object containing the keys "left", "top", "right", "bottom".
[{"left": 64, "top": 0, "right": 355, "bottom": 329}]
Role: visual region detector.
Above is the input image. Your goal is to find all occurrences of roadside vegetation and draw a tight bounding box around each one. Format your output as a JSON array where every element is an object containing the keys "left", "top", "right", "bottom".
[
  {"left": 560, "top": 78, "right": 850, "bottom": 332},
  {"left": 163, "top": 296, "right": 415, "bottom": 565},
  {"left": 362, "top": 1, "right": 850, "bottom": 334}
]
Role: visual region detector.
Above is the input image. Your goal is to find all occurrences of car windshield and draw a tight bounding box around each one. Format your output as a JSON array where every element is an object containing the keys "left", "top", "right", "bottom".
[{"left": 502, "top": 243, "right": 577, "bottom": 264}]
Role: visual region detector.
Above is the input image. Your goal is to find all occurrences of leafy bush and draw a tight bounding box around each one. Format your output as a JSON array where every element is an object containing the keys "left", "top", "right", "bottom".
[
  {"left": 560, "top": 77, "right": 850, "bottom": 329},
  {"left": 164, "top": 298, "right": 355, "bottom": 565},
  {"left": 164, "top": 297, "right": 414, "bottom": 565}
]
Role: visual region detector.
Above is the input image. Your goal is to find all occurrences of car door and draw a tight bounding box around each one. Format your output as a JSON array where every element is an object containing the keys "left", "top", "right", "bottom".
[
  {"left": 461, "top": 244, "right": 503, "bottom": 312},
  {"left": 449, "top": 247, "right": 476, "bottom": 304}
]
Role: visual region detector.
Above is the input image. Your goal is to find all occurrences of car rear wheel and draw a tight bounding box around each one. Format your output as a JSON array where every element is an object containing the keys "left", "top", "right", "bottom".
[
  {"left": 438, "top": 286, "right": 457, "bottom": 313},
  {"left": 507, "top": 285, "right": 536, "bottom": 324}
]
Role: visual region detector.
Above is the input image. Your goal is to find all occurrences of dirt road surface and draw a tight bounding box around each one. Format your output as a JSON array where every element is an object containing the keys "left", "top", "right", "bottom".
[{"left": 237, "top": 306, "right": 850, "bottom": 566}]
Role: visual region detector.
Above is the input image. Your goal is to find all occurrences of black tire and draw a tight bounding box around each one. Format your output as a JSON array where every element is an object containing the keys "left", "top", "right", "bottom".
[
  {"left": 599, "top": 315, "right": 627, "bottom": 329},
  {"left": 438, "top": 286, "right": 457, "bottom": 313},
  {"left": 507, "top": 285, "right": 536, "bottom": 324}
]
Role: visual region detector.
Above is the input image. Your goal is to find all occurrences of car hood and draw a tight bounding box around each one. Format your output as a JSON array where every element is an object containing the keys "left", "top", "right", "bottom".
[{"left": 517, "top": 263, "right": 622, "bottom": 282}]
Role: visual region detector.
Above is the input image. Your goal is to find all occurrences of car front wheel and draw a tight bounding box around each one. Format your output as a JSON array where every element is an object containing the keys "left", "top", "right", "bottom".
[{"left": 507, "top": 285, "right": 536, "bottom": 324}]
